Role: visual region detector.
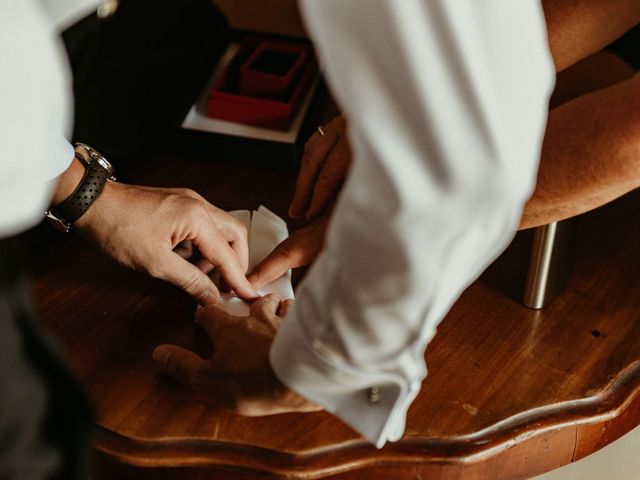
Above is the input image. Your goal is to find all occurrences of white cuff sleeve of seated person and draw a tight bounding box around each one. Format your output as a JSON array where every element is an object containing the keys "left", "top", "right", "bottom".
[{"left": 270, "top": 312, "right": 421, "bottom": 448}]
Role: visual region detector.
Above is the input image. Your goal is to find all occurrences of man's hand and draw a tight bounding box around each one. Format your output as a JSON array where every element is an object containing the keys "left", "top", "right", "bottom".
[
  {"left": 247, "top": 218, "right": 328, "bottom": 291},
  {"left": 74, "top": 182, "right": 257, "bottom": 306},
  {"left": 152, "top": 295, "right": 320, "bottom": 416},
  {"left": 289, "top": 115, "right": 352, "bottom": 220}
]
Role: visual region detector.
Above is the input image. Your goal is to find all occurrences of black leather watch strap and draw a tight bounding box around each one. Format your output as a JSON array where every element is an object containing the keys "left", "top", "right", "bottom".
[{"left": 50, "top": 155, "right": 110, "bottom": 224}]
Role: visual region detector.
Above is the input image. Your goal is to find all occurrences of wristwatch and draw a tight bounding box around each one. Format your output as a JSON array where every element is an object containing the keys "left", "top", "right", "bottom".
[{"left": 45, "top": 143, "right": 116, "bottom": 233}]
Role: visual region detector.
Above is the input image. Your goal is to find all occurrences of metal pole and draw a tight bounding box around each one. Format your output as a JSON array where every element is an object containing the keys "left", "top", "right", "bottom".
[{"left": 523, "top": 222, "right": 558, "bottom": 309}]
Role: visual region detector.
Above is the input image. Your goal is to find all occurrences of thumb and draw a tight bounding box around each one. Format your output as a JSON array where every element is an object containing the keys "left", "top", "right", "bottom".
[
  {"left": 153, "top": 252, "right": 221, "bottom": 307},
  {"left": 153, "top": 344, "right": 208, "bottom": 389}
]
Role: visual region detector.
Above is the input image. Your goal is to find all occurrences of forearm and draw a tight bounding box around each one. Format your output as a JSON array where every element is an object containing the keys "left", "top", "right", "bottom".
[
  {"left": 521, "top": 72, "right": 640, "bottom": 229},
  {"left": 543, "top": 0, "right": 640, "bottom": 71}
]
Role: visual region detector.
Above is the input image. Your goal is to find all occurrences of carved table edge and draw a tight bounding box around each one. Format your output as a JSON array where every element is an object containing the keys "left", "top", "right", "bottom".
[{"left": 93, "top": 361, "right": 640, "bottom": 478}]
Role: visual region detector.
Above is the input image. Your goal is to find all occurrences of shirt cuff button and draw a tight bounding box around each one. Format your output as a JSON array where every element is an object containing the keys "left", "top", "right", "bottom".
[{"left": 368, "top": 386, "right": 381, "bottom": 403}]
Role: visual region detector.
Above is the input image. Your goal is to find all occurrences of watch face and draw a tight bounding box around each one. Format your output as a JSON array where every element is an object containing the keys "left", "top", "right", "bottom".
[{"left": 75, "top": 143, "right": 116, "bottom": 181}]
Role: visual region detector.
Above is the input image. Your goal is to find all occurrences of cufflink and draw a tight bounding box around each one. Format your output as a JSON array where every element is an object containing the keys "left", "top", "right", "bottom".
[{"left": 368, "top": 386, "right": 381, "bottom": 403}]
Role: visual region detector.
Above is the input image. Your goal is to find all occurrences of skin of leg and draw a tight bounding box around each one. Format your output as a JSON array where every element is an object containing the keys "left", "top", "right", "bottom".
[
  {"left": 542, "top": 0, "right": 640, "bottom": 72},
  {"left": 520, "top": 53, "right": 639, "bottom": 230}
]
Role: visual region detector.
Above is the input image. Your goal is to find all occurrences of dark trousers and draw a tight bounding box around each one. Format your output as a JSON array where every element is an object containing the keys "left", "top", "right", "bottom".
[{"left": 0, "top": 237, "right": 92, "bottom": 480}]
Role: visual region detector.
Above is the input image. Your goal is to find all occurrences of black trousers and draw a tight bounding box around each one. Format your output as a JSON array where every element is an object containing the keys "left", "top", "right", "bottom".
[{"left": 0, "top": 237, "right": 92, "bottom": 480}]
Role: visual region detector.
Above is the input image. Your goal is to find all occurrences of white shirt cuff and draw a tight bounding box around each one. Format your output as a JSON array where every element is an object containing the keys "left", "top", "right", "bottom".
[{"left": 270, "top": 312, "right": 421, "bottom": 448}]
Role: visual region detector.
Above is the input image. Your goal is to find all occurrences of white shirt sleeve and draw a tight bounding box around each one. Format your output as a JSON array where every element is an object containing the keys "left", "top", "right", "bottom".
[
  {"left": 0, "top": 1, "right": 93, "bottom": 238},
  {"left": 38, "top": 0, "right": 102, "bottom": 30},
  {"left": 271, "top": 0, "right": 555, "bottom": 447}
]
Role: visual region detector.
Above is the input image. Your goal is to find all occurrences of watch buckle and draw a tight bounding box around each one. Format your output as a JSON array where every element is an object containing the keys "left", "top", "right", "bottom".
[{"left": 44, "top": 211, "right": 71, "bottom": 233}]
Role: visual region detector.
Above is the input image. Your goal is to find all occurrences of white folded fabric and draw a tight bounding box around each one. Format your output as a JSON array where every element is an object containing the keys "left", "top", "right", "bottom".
[{"left": 216, "top": 206, "right": 294, "bottom": 316}]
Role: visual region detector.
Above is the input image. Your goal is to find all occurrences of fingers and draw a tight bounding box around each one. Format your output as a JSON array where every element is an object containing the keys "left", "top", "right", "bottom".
[
  {"left": 289, "top": 119, "right": 342, "bottom": 218},
  {"left": 179, "top": 190, "right": 250, "bottom": 273},
  {"left": 174, "top": 240, "right": 193, "bottom": 259},
  {"left": 195, "top": 303, "right": 235, "bottom": 339},
  {"left": 195, "top": 295, "right": 289, "bottom": 345},
  {"left": 153, "top": 343, "right": 236, "bottom": 411},
  {"left": 153, "top": 344, "right": 209, "bottom": 389},
  {"left": 277, "top": 298, "right": 295, "bottom": 317},
  {"left": 250, "top": 294, "right": 280, "bottom": 317},
  {"left": 228, "top": 236, "right": 250, "bottom": 274},
  {"left": 153, "top": 252, "right": 221, "bottom": 307},
  {"left": 193, "top": 221, "right": 258, "bottom": 301},
  {"left": 305, "top": 138, "right": 351, "bottom": 220},
  {"left": 249, "top": 294, "right": 282, "bottom": 332},
  {"left": 247, "top": 240, "right": 299, "bottom": 290},
  {"left": 195, "top": 295, "right": 291, "bottom": 336},
  {"left": 195, "top": 257, "right": 215, "bottom": 275},
  {"left": 203, "top": 205, "right": 250, "bottom": 273},
  {"left": 247, "top": 221, "right": 327, "bottom": 290}
]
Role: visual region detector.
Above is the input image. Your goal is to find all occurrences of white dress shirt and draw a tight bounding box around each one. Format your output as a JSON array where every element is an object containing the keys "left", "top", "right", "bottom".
[
  {"left": 271, "top": 0, "right": 555, "bottom": 447},
  {"left": 0, "top": 0, "right": 98, "bottom": 238}
]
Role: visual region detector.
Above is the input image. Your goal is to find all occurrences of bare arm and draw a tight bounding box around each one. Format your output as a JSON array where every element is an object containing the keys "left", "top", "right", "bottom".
[
  {"left": 521, "top": 63, "right": 640, "bottom": 229},
  {"left": 543, "top": 0, "right": 640, "bottom": 71}
]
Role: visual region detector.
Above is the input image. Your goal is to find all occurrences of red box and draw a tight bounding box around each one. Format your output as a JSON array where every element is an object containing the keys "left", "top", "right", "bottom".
[
  {"left": 207, "top": 37, "right": 317, "bottom": 131},
  {"left": 239, "top": 42, "right": 309, "bottom": 99}
]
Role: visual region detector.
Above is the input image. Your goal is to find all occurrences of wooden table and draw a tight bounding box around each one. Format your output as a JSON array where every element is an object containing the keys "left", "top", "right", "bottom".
[{"left": 26, "top": 153, "right": 640, "bottom": 480}]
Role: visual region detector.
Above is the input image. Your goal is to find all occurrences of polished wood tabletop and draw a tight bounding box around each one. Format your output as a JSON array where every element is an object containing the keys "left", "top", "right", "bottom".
[{"left": 26, "top": 151, "right": 640, "bottom": 480}]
